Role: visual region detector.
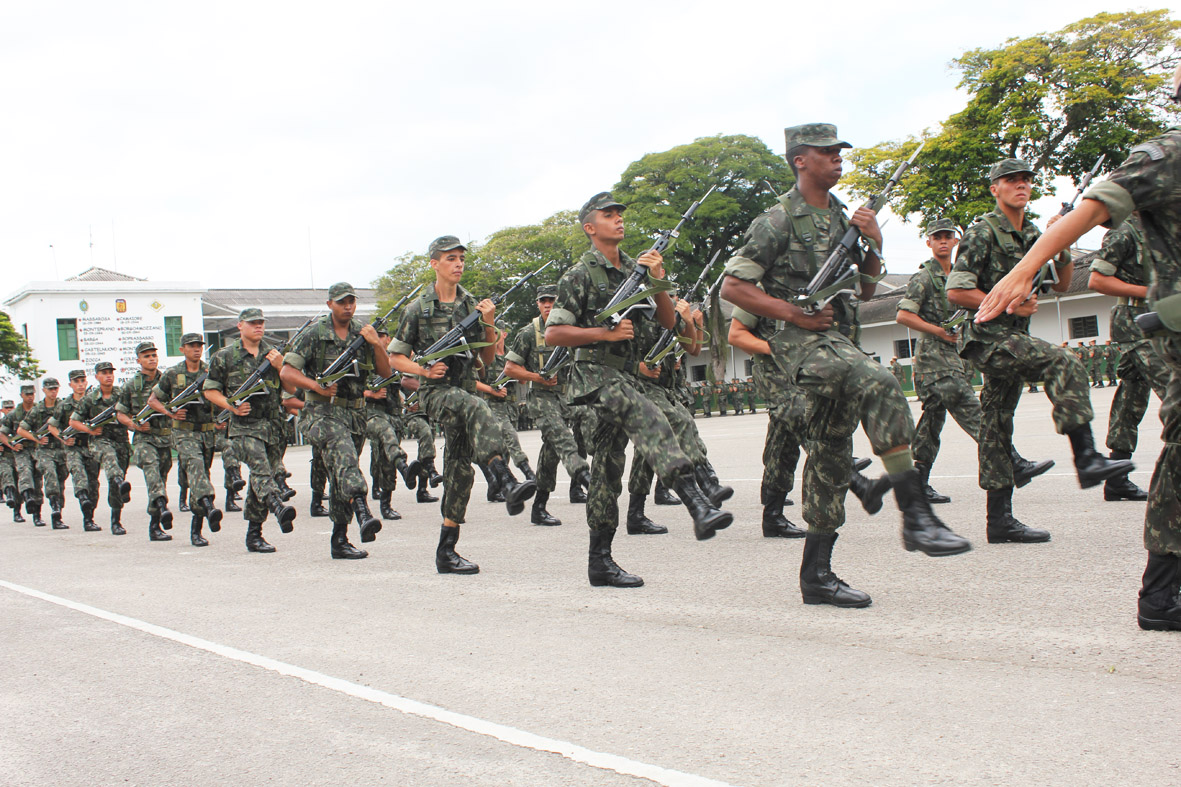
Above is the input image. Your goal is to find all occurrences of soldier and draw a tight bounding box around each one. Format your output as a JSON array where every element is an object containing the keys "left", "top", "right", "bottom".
[
  {"left": 896, "top": 218, "right": 1054, "bottom": 504},
  {"left": 743, "top": 376, "right": 758, "bottom": 414},
  {"left": 361, "top": 328, "right": 415, "bottom": 522},
  {"left": 1105, "top": 340, "right": 1121, "bottom": 387},
  {"left": 68, "top": 361, "right": 132, "bottom": 534},
  {"left": 1088, "top": 213, "right": 1168, "bottom": 502},
  {"left": 204, "top": 309, "right": 297, "bottom": 553},
  {"left": 1089, "top": 340, "right": 1106, "bottom": 387},
  {"left": 945, "top": 157, "right": 1132, "bottom": 545},
  {"left": 214, "top": 425, "right": 244, "bottom": 512},
  {"left": 477, "top": 324, "right": 537, "bottom": 508},
  {"left": 889, "top": 357, "right": 904, "bottom": 388},
  {"left": 17, "top": 378, "right": 72, "bottom": 529},
  {"left": 545, "top": 192, "right": 732, "bottom": 588},
  {"left": 0, "top": 399, "right": 22, "bottom": 522},
  {"left": 148, "top": 333, "right": 223, "bottom": 546},
  {"left": 503, "top": 283, "right": 591, "bottom": 521},
  {"left": 399, "top": 378, "right": 442, "bottom": 503},
  {"left": 722, "top": 123, "right": 971, "bottom": 608},
  {"left": 388, "top": 238, "right": 536, "bottom": 574},
  {"left": 115, "top": 342, "right": 177, "bottom": 541},
  {"left": 3, "top": 386, "right": 46, "bottom": 525},
  {"left": 57, "top": 369, "right": 102, "bottom": 531}
]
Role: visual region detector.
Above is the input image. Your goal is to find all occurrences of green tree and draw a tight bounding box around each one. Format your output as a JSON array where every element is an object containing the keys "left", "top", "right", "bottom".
[
  {"left": 844, "top": 10, "right": 1181, "bottom": 229},
  {"left": 0, "top": 310, "right": 42, "bottom": 382}
]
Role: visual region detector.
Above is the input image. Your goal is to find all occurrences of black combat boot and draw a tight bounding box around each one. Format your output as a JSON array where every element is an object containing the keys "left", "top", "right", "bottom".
[
  {"left": 79, "top": 491, "right": 100, "bottom": 531},
  {"left": 852, "top": 457, "right": 872, "bottom": 473},
  {"left": 625, "top": 493, "right": 667, "bottom": 535},
  {"left": 27, "top": 495, "right": 46, "bottom": 527},
  {"left": 1068, "top": 425, "right": 1134, "bottom": 488},
  {"left": 761, "top": 485, "right": 804, "bottom": 538},
  {"left": 892, "top": 469, "right": 972, "bottom": 556},
  {"left": 49, "top": 496, "right": 68, "bottom": 529},
  {"left": 588, "top": 528, "right": 643, "bottom": 587},
  {"left": 531, "top": 490, "right": 561, "bottom": 526},
  {"left": 1104, "top": 449, "right": 1148, "bottom": 501},
  {"left": 915, "top": 461, "right": 950, "bottom": 504},
  {"left": 517, "top": 460, "right": 536, "bottom": 482},
  {"left": 151, "top": 496, "right": 174, "bottom": 530},
  {"left": 672, "top": 471, "right": 732, "bottom": 541},
  {"left": 352, "top": 496, "right": 381, "bottom": 543},
  {"left": 148, "top": 510, "right": 171, "bottom": 541},
  {"left": 190, "top": 514, "right": 208, "bottom": 547},
  {"left": 245, "top": 521, "right": 274, "bottom": 553},
  {"left": 395, "top": 457, "right": 416, "bottom": 489},
  {"left": 480, "top": 463, "right": 505, "bottom": 503},
  {"left": 196, "top": 495, "right": 223, "bottom": 533},
  {"left": 417, "top": 468, "right": 439, "bottom": 503},
  {"left": 177, "top": 487, "right": 190, "bottom": 512},
  {"left": 115, "top": 476, "right": 132, "bottom": 504},
  {"left": 225, "top": 467, "right": 245, "bottom": 493},
  {"left": 569, "top": 468, "right": 589, "bottom": 504},
  {"left": 371, "top": 482, "right": 381, "bottom": 501},
  {"left": 110, "top": 507, "right": 126, "bottom": 535},
  {"left": 224, "top": 487, "right": 242, "bottom": 512},
  {"left": 330, "top": 521, "right": 367, "bottom": 559},
  {"left": 799, "top": 531, "right": 871, "bottom": 607},
  {"left": 985, "top": 487, "right": 1050, "bottom": 543},
  {"left": 426, "top": 460, "right": 443, "bottom": 488},
  {"left": 309, "top": 492, "right": 328, "bottom": 517},
  {"left": 436, "top": 525, "right": 478, "bottom": 574},
  {"left": 1137, "top": 552, "right": 1181, "bottom": 631},
  {"left": 693, "top": 464, "right": 733, "bottom": 508},
  {"left": 849, "top": 471, "right": 891, "bottom": 515},
  {"left": 1011, "top": 448, "right": 1055, "bottom": 488},
  {"left": 379, "top": 489, "right": 401, "bottom": 521},
  {"left": 11, "top": 492, "right": 25, "bottom": 522},
  {"left": 653, "top": 479, "right": 680, "bottom": 505},
  {"left": 488, "top": 457, "right": 535, "bottom": 516},
  {"left": 275, "top": 473, "right": 296, "bottom": 501},
  {"left": 266, "top": 490, "right": 296, "bottom": 533}
]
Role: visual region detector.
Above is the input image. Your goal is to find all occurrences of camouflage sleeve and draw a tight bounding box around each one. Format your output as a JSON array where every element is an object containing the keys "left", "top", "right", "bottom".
[
  {"left": 152, "top": 369, "right": 173, "bottom": 401},
  {"left": 547, "top": 267, "right": 586, "bottom": 328},
  {"left": 203, "top": 349, "right": 228, "bottom": 392},
  {"left": 283, "top": 325, "right": 314, "bottom": 371},
  {"left": 389, "top": 302, "right": 420, "bottom": 357},
  {"left": 723, "top": 212, "right": 781, "bottom": 284},
  {"left": 1087, "top": 139, "right": 1177, "bottom": 228},
  {"left": 504, "top": 324, "right": 532, "bottom": 368},
  {"left": 730, "top": 305, "right": 758, "bottom": 329},
  {"left": 1090, "top": 224, "right": 1135, "bottom": 278},
  {"left": 115, "top": 381, "right": 133, "bottom": 414},
  {"left": 946, "top": 224, "right": 989, "bottom": 292},
  {"left": 896, "top": 269, "right": 928, "bottom": 315}
]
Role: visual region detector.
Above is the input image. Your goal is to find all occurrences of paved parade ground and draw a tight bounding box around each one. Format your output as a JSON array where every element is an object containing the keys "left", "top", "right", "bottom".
[{"left": 2, "top": 386, "right": 1178, "bottom": 786}]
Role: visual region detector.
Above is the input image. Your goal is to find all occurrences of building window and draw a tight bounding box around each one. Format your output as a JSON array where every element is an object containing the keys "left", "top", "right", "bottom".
[
  {"left": 164, "top": 316, "right": 183, "bottom": 356},
  {"left": 894, "top": 338, "right": 917, "bottom": 359},
  {"left": 57, "top": 319, "right": 79, "bottom": 361},
  {"left": 1069, "top": 316, "right": 1099, "bottom": 340},
  {"left": 691, "top": 365, "right": 707, "bottom": 382},
  {"left": 743, "top": 359, "right": 753, "bottom": 377}
]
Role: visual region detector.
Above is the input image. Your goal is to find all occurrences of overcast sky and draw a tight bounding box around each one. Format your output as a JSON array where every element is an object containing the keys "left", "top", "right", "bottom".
[{"left": 1, "top": 0, "right": 1127, "bottom": 294}]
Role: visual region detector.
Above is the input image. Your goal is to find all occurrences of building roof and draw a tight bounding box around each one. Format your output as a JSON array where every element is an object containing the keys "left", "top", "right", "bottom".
[
  {"left": 65, "top": 266, "right": 145, "bottom": 282},
  {"left": 202, "top": 287, "right": 379, "bottom": 334}
]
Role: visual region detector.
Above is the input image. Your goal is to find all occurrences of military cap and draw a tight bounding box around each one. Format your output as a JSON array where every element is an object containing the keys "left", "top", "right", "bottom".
[
  {"left": 19, "top": 384, "right": 34, "bottom": 394},
  {"left": 925, "top": 218, "right": 961, "bottom": 237},
  {"left": 2, "top": 400, "right": 13, "bottom": 408},
  {"left": 238, "top": 308, "right": 265, "bottom": 322},
  {"left": 42, "top": 377, "right": 60, "bottom": 388},
  {"left": 180, "top": 332, "right": 204, "bottom": 345},
  {"left": 328, "top": 282, "right": 357, "bottom": 302},
  {"left": 67, "top": 369, "right": 86, "bottom": 382},
  {"left": 536, "top": 284, "right": 558, "bottom": 300},
  {"left": 376, "top": 326, "right": 390, "bottom": 336},
  {"left": 135, "top": 341, "right": 157, "bottom": 355},
  {"left": 94, "top": 361, "right": 115, "bottom": 373},
  {"left": 988, "top": 158, "right": 1035, "bottom": 182},
  {"left": 428, "top": 236, "right": 466, "bottom": 256},
  {"left": 784, "top": 123, "right": 851, "bottom": 154},
  {"left": 578, "top": 192, "right": 626, "bottom": 224}
]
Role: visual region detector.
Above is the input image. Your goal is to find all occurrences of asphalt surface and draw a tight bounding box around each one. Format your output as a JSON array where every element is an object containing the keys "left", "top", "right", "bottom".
[{"left": 2, "top": 385, "right": 1178, "bottom": 786}]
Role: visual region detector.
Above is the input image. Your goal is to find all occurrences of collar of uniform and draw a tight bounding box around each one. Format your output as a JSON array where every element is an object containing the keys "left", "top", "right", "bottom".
[
  {"left": 986, "top": 209, "right": 1025, "bottom": 236},
  {"left": 784, "top": 185, "right": 845, "bottom": 217},
  {"left": 922, "top": 257, "right": 948, "bottom": 279},
  {"left": 423, "top": 283, "right": 472, "bottom": 305},
  {"left": 232, "top": 338, "right": 271, "bottom": 359},
  {"left": 585, "top": 247, "right": 637, "bottom": 273},
  {"left": 310, "top": 313, "right": 363, "bottom": 338}
]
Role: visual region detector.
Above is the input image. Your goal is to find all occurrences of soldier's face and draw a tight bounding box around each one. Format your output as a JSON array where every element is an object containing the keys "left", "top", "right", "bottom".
[
  {"left": 96, "top": 370, "right": 114, "bottom": 388},
  {"left": 239, "top": 320, "right": 266, "bottom": 342},
  {"left": 796, "top": 146, "right": 844, "bottom": 189},
  {"left": 21, "top": 392, "right": 34, "bottom": 406},
  {"left": 69, "top": 378, "right": 87, "bottom": 396},
  {"left": 537, "top": 298, "right": 555, "bottom": 321},
  {"left": 926, "top": 231, "right": 959, "bottom": 259},
  {"left": 432, "top": 250, "right": 466, "bottom": 285},
  {"left": 329, "top": 296, "right": 356, "bottom": 323},
  {"left": 43, "top": 386, "right": 58, "bottom": 403},
  {"left": 584, "top": 207, "right": 625, "bottom": 243},
  {"left": 138, "top": 351, "right": 159, "bottom": 372},
  {"left": 182, "top": 342, "right": 204, "bottom": 363},
  {"left": 990, "top": 173, "right": 1032, "bottom": 210}
]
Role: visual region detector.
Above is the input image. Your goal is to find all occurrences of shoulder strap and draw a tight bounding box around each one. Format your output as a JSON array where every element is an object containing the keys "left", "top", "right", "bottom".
[
  {"left": 981, "top": 214, "right": 1020, "bottom": 258},
  {"left": 581, "top": 258, "right": 610, "bottom": 293}
]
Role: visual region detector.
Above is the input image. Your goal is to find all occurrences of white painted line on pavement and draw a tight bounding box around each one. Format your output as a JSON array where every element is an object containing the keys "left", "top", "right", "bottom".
[{"left": 0, "top": 579, "right": 741, "bottom": 787}]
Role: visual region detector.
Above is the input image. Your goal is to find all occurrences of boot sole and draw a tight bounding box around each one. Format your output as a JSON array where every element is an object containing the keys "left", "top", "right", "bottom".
[
  {"left": 763, "top": 529, "right": 806, "bottom": 538},
  {"left": 504, "top": 481, "right": 537, "bottom": 516},
  {"left": 360, "top": 520, "right": 382, "bottom": 543},
  {"left": 903, "top": 538, "right": 973, "bottom": 556},
  {"left": 588, "top": 575, "right": 644, "bottom": 587},
  {"left": 986, "top": 534, "right": 1051, "bottom": 544},
  {"left": 331, "top": 550, "right": 368, "bottom": 559},
  {"left": 707, "top": 487, "right": 734, "bottom": 507},
  {"left": 1014, "top": 460, "right": 1055, "bottom": 488},
  {"left": 626, "top": 526, "right": 668, "bottom": 535},
  {"left": 437, "top": 565, "right": 480, "bottom": 574},
  {"left": 802, "top": 594, "right": 872, "bottom": 608},
  {"left": 1137, "top": 614, "right": 1181, "bottom": 631},
  {"left": 207, "top": 510, "right": 223, "bottom": 532},
  {"left": 694, "top": 511, "right": 733, "bottom": 541},
  {"left": 1078, "top": 461, "right": 1135, "bottom": 489},
  {"left": 1104, "top": 488, "right": 1148, "bottom": 501},
  {"left": 247, "top": 545, "right": 276, "bottom": 553}
]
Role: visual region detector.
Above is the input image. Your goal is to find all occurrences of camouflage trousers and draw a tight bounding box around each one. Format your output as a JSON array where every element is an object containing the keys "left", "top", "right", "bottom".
[
  {"left": 12, "top": 448, "right": 42, "bottom": 502},
  {"left": 1090, "top": 363, "right": 1104, "bottom": 386},
  {"left": 364, "top": 409, "right": 407, "bottom": 493},
  {"left": 568, "top": 404, "right": 597, "bottom": 460},
  {"left": 1107, "top": 341, "right": 1170, "bottom": 454},
  {"left": 34, "top": 447, "right": 68, "bottom": 501},
  {"left": 65, "top": 445, "right": 99, "bottom": 503},
  {"left": 132, "top": 435, "right": 173, "bottom": 510},
  {"left": 88, "top": 438, "right": 129, "bottom": 510},
  {"left": 310, "top": 447, "right": 327, "bottom": 498},
  {"left": 234, "top": 434, "right": 284, "bottom": 524},
  {"left": 1145, "top": 335, "right": 1181, "bottom": 555},
  {"left": 961, "top": 333, "right": 1092, "bottom": 490},
  {"left": 215, "top": 433, "right": 240, "bottom": 472},
  {"left": 627, "top": 379, "right": 705, "bottom": 496},
  {"left": 421, "top": 385, "right": 505, "bottom": 525},
  {"left": 584, "top": 374, "right": 694, "bottom": 533},
  {"left": 762, "top": 391, "right": 806, "bottom": 497},
  {"left": 486, "top": 398, "right": 527, "bottom": 467},
  {"left": 0, "top": 451, "right": 16, "bottom": 492},
  {"left": 302, "top": 402, "right": 367, "bottom": 525},
  {"left": 400, "top": 411, "right": 436, "bottom": 464},
  {"left": 172, "top": 428, "right": 216, "bottom": 505},
  {"left": 912, "top": 369, "right": 982, "bottom": 466},
  {"left": 530, "top": 392, "right": 588, "bottom": 495}
]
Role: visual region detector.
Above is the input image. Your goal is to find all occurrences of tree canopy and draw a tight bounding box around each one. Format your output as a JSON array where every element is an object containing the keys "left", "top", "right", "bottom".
[{"left": 0, "top": 310, "right": 42, "bottom": 382}]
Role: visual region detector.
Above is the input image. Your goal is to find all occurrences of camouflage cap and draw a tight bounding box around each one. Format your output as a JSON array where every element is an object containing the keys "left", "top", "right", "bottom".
[
  {"left": 1, "top": 400, "right": 12, "bottom": 408},
  {"left": 42, "top": 377, "right": 59, "bottom": 388},
  {"left": 536, "top": 284, "right": 558, "bottom": 300},
  {"left": 988, "top": 158, "right": 1035, "bottom": 181},
  {"left": 328, "top": 282, "right": 357, "bottom": 302},
  {"left": 925, "top": 218, "right": 960, "bottom": 237},
  {"left": 135, "top": 341, "right": 157, "bottom": 355},
  {"left": 94, "top": 361, "right": 115, "bottom": 373},
  {"left": 180, "top": 332, "right": 204, "bottom": 345},
  {"left": 784, "top": 123, "right": 851, "bottom": 154},
  {"left": 578, "top": 192, "right": 626, "bottom": 224},
  {"left": 428, "top": 236, "right": 466, "bottom": 256},
  {"left": 19, "top": 384, "right": 34, "bottom": 394},
  {"left": 375, "top": 326, "right": 390, "bottom": 336},
  {"left": 238, "top": 308, "right": 265, "bottom": 322},
  {"left": 67, "top": 369, "right": 86, "bottom": 382}
]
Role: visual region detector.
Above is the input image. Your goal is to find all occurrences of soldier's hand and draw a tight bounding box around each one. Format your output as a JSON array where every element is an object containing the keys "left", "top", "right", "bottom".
[
  {"left": 692, "top": 307, "right": 704, "bottom": 327},
  {"left": 850, "top": 207, "right": 883, "bottom": 249},
  {"left": 606, "top": 319, "right": 634, "bottom": 342},
  {"left": 638, "top": 362, "right": 659, "bottom": 379},
  {"left": 1013, "top": 295, "right": 1038, "bottom": 317},
  {"left": 135, "top": 422, "right": 151, "bottom": 433},
  {"left": 492, "top": 387, "right": 507, "bottom": 399},
  {"left": 636, "top": 250, "right": 665, "bottom": 279},
  {"left": 791, "top": 303, "right": 835, "bottom": 332},
  {"left": 674, "top": 298, "right": 691, "bottom": 322},
  {"left": 236, "top": 402, "right": 253, "bottom": 417},
  {"left": 316, "top": 381, "right": 339, "bottom": 397},
  {"left": 373, "top": 387, "right": 387, "bottom": 400},
  {"left": 172, "top": 409, "right": 188, "bottom": 421},
  {"left": 421, "top": 362, "right": 448, "bottom": 380},
  {"left": 265, "top": 349, "right": 283, "bottom": 368},
  {"left": 940, "top": 330, "right": 958, "bottom": 343},
  {"left": 1046, "top": 214, "right": 1062, "bottom": 229},
  {"left": 11, "top": 443, "right": 22, "bottom": 452},
  {"left": 360, "top": 324, "right": 381, "bottom": 346},
  {"left": 63, "top": 436, "right": 75, "bottom": 447},
  {"left": 476, "top": 299, "right": 496, "bottom": 322},
  {"left": 536, "top": 374, "right": 558, "bottom": 387},
  {"left": 976, "top": 269, "right": 1036, "bottom": 322}
]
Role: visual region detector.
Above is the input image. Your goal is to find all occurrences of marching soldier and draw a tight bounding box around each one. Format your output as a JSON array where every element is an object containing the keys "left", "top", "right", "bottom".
[
  {"left": 478, "top": 323, "right": 537, "bottom": 509},
  {"left": 17, "top": 378, "right": 72, "bottom": 529},
  {"left": 68, "top": 361, "right": 132, "bottom": 534},
  {"left": 1104, "top": 340, "right": 1121, "bottom": 387},
  {"left": 399, "top": 377, "right": 442, "bottom": 503},
  {"left": 361, "top": 328, "right": 415, "bottom": 522},
  {"left": 57, "top": 369, "right": 102, "bottom": 531},
  {"left": 116, "top": 342, "right": 176, "bottom": 541},
  {"left": 1089, "top": 340, "right": 1105, "bottom": 387},
  {"left": 3, "top": 385, "right": 44, "bottom": 525},
  {"left": 214, "top": 424, "right": 244, "bottom": 512},
  {"left": 0, "top": 399, "right": 22, "bottom": 522},
  {"left": 889, "top": 357, "right": 904, "bottom": 387}
]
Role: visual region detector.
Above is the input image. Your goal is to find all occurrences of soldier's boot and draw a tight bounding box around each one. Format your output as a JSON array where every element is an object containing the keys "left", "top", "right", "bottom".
[
  {"left": 224, "top": 487, "right": 242, "bottom": 512},
  {"left": 405, "top": 459, "right": 422, "bottom": 488},
  {"left": 799, "top": 531, "right": 871, "bottom": 608},
  {"left": 1104, "top": 450, "right": 1148, "bottom": 501},
  {"left": 309, "top": 492, "right": 328, "bottom": 517},
  {"left": 151, "top": 497, "right": 174, "bottom": 530},
  {"left": 488, "top": 457, "right": 535, "bottom": 516},
  {"left": 849, "top": 471, "right": 891, "bottom": 515},
  {"left": 190, "top": 514, "right": 208, "bottom": 547},
  {"left": 761, "top": 485, "right": 805, "bottom": 539},
  {"left": 371, "top": 482, "right": 381, "bottom": 501},
  {"left": 245, "top": 521, "right": 275, "bottom": 553},
  {"left": 693, "top": 464, "right": 733, "bottom": 508},
  {"left": 914, "top": 461, "right": 951, "bottom": 504},
  {"left": 274, "top": 473, "right": 296, "bottom": 502},
  {"left": 49, "top": 496, "right": 68, "bottom": 529},
  {"left": 115, "top": 476, "right": 132, "bottom": 504},
  {"left": 352, "top": 496, "right": 381, "bottom": 543},
  {"left": 25, "top": 491, "right": 46, "bottom": 527},
  {"left": 1137, "top": 552, "right": 1181, "bottom": 631},
  {"left": 672, "top": 471, "right": 732, "bottom": 541},
  {"left": 196, "top": 496, "right": 223, "bottom": 533},
  {"left": 177, "top": 487, "right": 190, "bottom": 513},
  {"left": 11, "top": 491, "right": 25, "bottom": 522},
  {"left": 416, "top": 469, "right": 439, "bottom": 503},
  {"left": 436, "top": 525, "right": 478, "bottom": 574},
  {"left": 653, "top": 479, "right": 680, "bottom": 506},
  {"left": 148, "top": 511, "right": 171, "bottom": 542},
  {"left": 517, "top": 460, "right": 536, "bottom": 482},
  {"left": 225, "top": 467, "right": 246, "bottom": 494},
  {"left": 569, "top": 468, "right": 589, "bottom": 504},
  {"left": 985, "top": 487, "right": 1050, "bottom": 544},
  {"left": 588, "top": 528, "right": 643, "bottom": 588},
  {"left": 1068, "top": 425, "right": 1134, "bottom": 488},
  {"left": 892, "top": 469, "right": 972, "bottom": 556},
  {"left": 480, "top": 463, "right": 505, "bottom": 503},
  {"left": 1011, "top": 449, "right": 1055, "bottom": 488},
  {"left": 426, "top": 460, "right": 443, "bottom": 488},
  {"left": 79, "top": 492, "right": 101, "bottom": 531},
  {"left": 852, "top": 457, "right": 872, "bottom": 473},
  {"left": 530, "top": 490, "right": 562, "bottom": 527},
  {"left": 330, "top": 521, "right": 368, "bottom": 559},
  {"left": 265, "top": 491, "right": 296, "bottom": 534},
  {"left": 110, "top": 508, "right": 126, "bottom": 535},
  {"left": 379, "top": 489, "right": 401, "bottom": 521},
  {"left": 783, "top": 492, "right": 795, "bottom": 507},
  {"left": 625, "top": 493, "right": 667, "bottom": 535},
  {"left": 395, "top": 457, "right": 415, "bottom": 489}
]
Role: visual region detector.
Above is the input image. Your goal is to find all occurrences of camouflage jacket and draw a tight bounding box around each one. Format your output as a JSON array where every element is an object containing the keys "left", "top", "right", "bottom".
[
  {"left": 732, "top": 305, "right": 796, "bottom": 406},
  {"left": 364, "top": 377, "right": 402, "bottom": 419},
  {"left": 69, "top": 386, "right": 128, "bottom": 444},
  {"left": 286, "top": 315, "right": 376, "bottom": 404},
  {"left": 480, "top": 354, "right": 517, "bottom": 404},
  {"left": 116, "top": 369, "right": 171, "bottom": 443},
  {"left": 897, "top": 258, "right": 967, "bottom": 376},
  {"left": 505, "top": 316, "right": 567, "bottom": 398},
  {"left": 1091, "top": 214, "right": 1151, "bottom": 346},
  {"left": 19, "top": 398, "right": 72, "bottom": 452},
  {"left": 1, "top": 405, "right": 35, "bottom": 445},
  {"left": 153, "top": 360, "right": 214, "bottom": 426},
  {"left": 390, "top": 284, "right": 482, "bottom": 393},
  {"left": 204, "top": 338, "right": 282, "bottom": 441}
]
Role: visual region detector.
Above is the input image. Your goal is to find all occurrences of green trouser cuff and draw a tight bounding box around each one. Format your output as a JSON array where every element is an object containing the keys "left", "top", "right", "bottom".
[
  {"left": 806, "top": 523, "right": 840, "bottom": 535},
  {"left": 881, "top": 448, "right": 914, "bottom": 476}
]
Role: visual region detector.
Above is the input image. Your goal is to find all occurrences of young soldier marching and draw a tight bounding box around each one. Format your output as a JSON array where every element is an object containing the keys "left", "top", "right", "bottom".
[
  {"left": 361, "top": 327, "right": 415, "bottom": 522},
  {"left": 3, "top": 385, "right": 45, "bottom": 525},
  {"left": 68, "top": 361, "right": 132, "bottom": 534},
  {"left": 17, "top": 378, "right": 72, "bottom": 529},
  {"left": 116, "top": 341, "right": 176, "bottom": 541},
  {"left": 57, "top": 369, "right": 102, "bottom": 531},
  {"left": 477, "top": 321, "right": 537, "bottom": 508},
  {"left": 0, "top": 399, "right": 23, "bottom": 522}
]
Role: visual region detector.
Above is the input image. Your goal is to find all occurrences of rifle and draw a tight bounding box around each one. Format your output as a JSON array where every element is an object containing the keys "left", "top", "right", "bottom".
[
  {"left": 797, "top": 142, "right": 924, "bottom": 314},
  {"left": 366, "top": 372, "right": 402, "bottom": 392},
  {"left": 595, "top": 185, "right": 717, "bottom": 326},
  {"left": 59, "top": 403, "right": 119, "bottom": 441},
  {"left": 316, "top": 284, "right": 424, "bottom": 387},
  {"left": 643, "top": 249, "right": 725, "bottom": 366},
  {"left": 219, "top": 314, "right": 319, "bottom": 420},
  {"left": 165, "top": 371, "right": 209, "bottom": 414},
  {"left": 132, "top": 401, "right": 167, "bottom": 426}
]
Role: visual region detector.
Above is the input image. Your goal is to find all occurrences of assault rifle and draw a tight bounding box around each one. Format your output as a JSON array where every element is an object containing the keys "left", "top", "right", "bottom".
[
  {"left": 165, "top": 371, "right": 209, "bottom": 414},
  {"left": 595, "top": 185, "right": 716, "bottom": 326},
  {"left": 217, "top": 315, "right": 319, "bottom": 422},
  {"left": 538, "top": 345, "right": 569, "bottom": 380},
  {"left": 797, "top": 142, "right": 924, "bottom": 314},
  {"left": 367, "top": 372, "right": 402, "bottom": 392},
  {"left": 316, "top": 284, "right": 424, "bottom": 387},
  {"left": 14, "top": 423, "right": 52, "bottom": 448},
  {"left": 643, "top": 248, "right": 725, "bottom": 366},
  {"left": 59, "top": 403, "right": 119, "bottom": 442},
  {"left": 132, "top": 401, "right": 167, "bottom": 426}
]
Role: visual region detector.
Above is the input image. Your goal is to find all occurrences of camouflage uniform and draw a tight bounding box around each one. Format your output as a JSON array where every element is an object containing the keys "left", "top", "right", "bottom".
[
  {"left": 3, "top": 405, "right": 42, "bottom": 503},
  {"left": 70, "top": 386, "right": 130, "bottom": 511},
  {"left": 743, "top": 377, "right": 758, "bottom": 413},
  {"left": 890, "top": 359, "right": 905, "bottom": 388},
  {"left": 1105, "top": 342, "right": 1122, "bottom": 386},
  {"left": 400, "top": 408, "right": 436, "bottom": 464},
  {"left": 363, "top": 381, "right": 408, "bottom": 494},
  {"left": 480, "top": 354, "right": 528, "bottom": 467},
  {"left": 20, "top": 397, "right": 72, "bottom": 505},
  {"left": 116, "top": 370, "right": 174, "bottom": 510},
  {"left": 154, "top": 360, "right": 218, "bottom": 508},
  {"left": 57, "top": 391, "right": 99, "bottom": 508}
]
